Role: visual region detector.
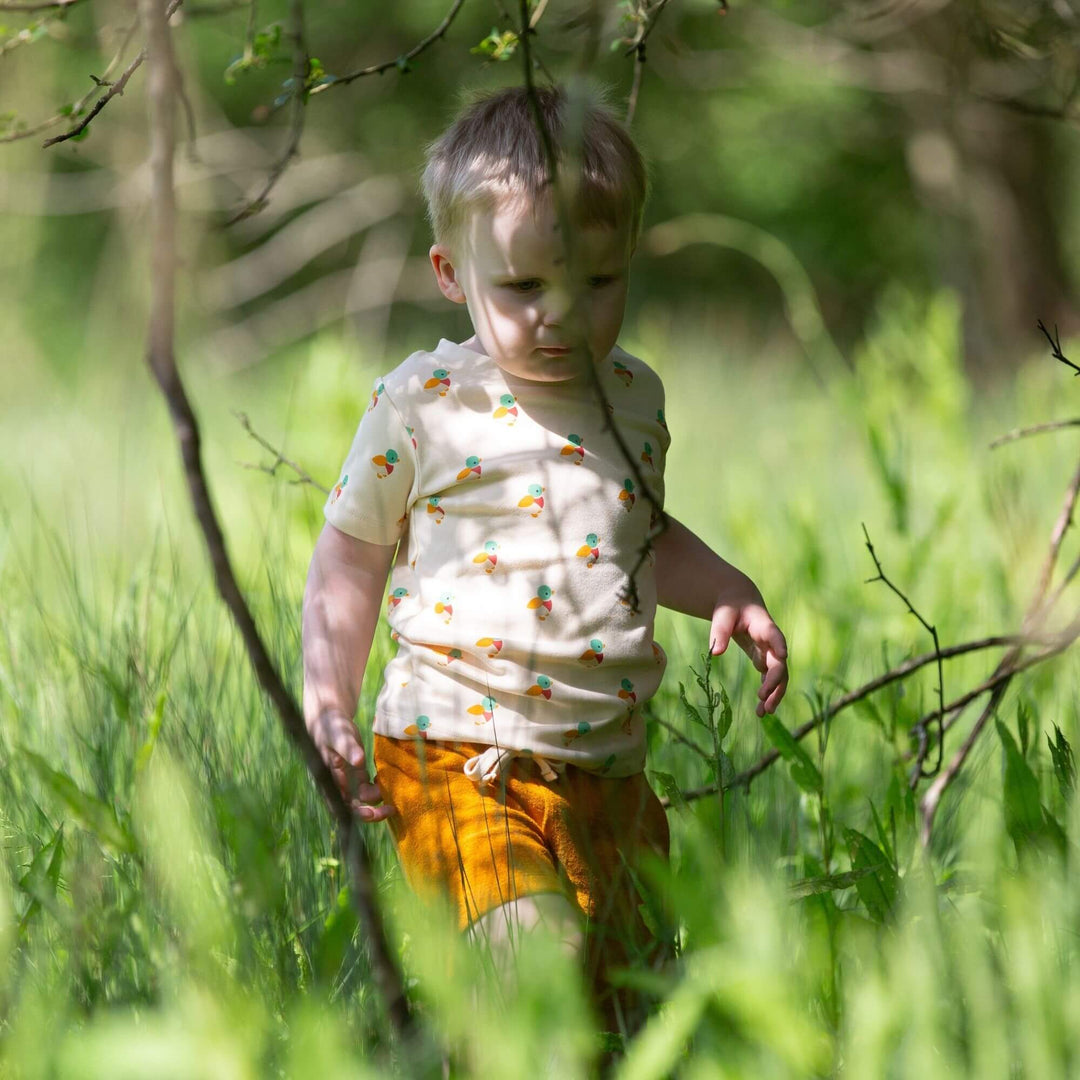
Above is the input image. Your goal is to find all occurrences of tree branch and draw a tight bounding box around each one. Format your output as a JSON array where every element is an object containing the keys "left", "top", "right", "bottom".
[
  {"left": 223, "top": 0, "right": 307, "bottom": 224},
  {"left": 307, "top": 0, "right": 465, "bottom": 93},
  {"left": 41, "top": 2, "right": 180, "bottom": 150},
  {"left": 138, "top": 0, "right": 413, "bottom": 1040}
]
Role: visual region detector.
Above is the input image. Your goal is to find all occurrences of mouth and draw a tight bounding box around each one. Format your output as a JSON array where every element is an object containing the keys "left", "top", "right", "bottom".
[{"left": 536, "top": 346, "right": 571, "bottom": 356}]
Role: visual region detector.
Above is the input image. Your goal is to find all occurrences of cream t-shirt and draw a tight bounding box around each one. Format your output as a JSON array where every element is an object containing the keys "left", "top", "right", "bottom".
[{"left": 324, "top": 338, "right": 671, "bottom": 777}]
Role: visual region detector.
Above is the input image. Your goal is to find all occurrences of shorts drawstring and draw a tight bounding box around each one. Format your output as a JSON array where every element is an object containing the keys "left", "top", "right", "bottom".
[{"left": 463, "top": 745, "right": 564, "bottom": 787}]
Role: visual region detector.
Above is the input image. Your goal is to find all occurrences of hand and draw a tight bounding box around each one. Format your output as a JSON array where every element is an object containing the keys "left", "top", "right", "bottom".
[
  {"left": 309, "top": 710, "right": 396, "bottom": 822},
  {"left": 709, "top": 585, "right": 789, "bottom": 718}
]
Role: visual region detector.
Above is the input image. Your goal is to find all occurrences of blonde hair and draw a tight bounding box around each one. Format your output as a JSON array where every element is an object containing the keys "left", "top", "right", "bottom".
[{"left": 420, "top": 83, "right": 648, "bottom": 250}]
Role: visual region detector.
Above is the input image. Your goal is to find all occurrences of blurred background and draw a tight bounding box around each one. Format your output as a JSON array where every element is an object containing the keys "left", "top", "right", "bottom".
[{"left": 2, "top": 0, "right": 1078, "bottom": 566}]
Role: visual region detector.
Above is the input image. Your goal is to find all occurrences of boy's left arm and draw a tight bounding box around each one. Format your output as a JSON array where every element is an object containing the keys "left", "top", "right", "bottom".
[{"left": 653, "top": 514, "right": 788, "bottom": 717}]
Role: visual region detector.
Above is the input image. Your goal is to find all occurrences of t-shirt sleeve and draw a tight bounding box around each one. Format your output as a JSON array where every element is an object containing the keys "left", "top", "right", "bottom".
[{"left": 323, "top": 378, "right": 417, "bottom": 545}]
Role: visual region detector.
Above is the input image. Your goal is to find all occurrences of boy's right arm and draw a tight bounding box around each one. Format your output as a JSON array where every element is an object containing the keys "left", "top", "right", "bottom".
[{"left": 302, "top": 521, "right": 398, "bottom": 821}]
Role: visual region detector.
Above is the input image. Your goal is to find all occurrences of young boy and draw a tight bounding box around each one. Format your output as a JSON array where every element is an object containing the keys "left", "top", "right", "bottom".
[{"left": 302, "top": 84, "right": 788, "bottom": 1031}]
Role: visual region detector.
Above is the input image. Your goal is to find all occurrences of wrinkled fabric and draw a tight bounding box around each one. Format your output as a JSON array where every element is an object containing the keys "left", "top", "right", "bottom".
[{"left": 325, "top": 338, "right": 670, "bottom": 777}]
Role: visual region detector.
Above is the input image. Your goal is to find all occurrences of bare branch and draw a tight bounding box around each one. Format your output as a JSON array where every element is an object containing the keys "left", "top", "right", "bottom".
[
  {"left": 307, "top": 0, "right": 465, "bottom": 93},
  {"left": 990, "top": 418, "right": 1080, "bottom": 449},
  {"left": 138, "top": 0, "right": 413, "bottom": 1039},
  {"left": 234, "top": 411, "right": 330, "bottom": 494},
  {"left": 41, "top": 2, "right": 180, "bottom": 150},
  {"left": 223, "top": 0, "right": 306, "bottom": 225},
  {"left": 660, "top": 627, "right": 1062, "bottom": 806},
  {"left": 0, "top": 0, "right": 83, "bottom": 10},
  {"left": 0, "top": 19, "right": 138, "bottom": 145},
  {"left": 860, "top": 524, "right": 945, "bottom": 783},
  {"left": 1039, "top": 319, "right": 1080, "bottom": 375}
]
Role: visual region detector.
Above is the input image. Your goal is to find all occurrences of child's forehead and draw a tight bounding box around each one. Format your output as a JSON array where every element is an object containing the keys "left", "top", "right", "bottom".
[{"left": 461, "top": 194, "right": 630, "bottom": 267}]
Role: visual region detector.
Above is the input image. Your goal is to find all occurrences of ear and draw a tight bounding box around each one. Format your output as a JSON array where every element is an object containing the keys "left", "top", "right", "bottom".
[{"left": 429, "top": 244, "right": 467, "bottom": 305}]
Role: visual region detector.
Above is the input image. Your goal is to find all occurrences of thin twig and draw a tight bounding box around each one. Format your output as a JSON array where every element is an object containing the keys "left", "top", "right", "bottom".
[
  {"left": 307, "top": 0, "right": 465, "bottom": 93},
  {"left": 650, "top": 712, "right": 712, "bottom": 763},
  {"left": 622, "top": 0, "right": 674, "bottom": 57},
  {"left": 659, "top": 623, "right": 1075, "bottom": 808},
  {"left": 0, "top": 19, "right": 137, "bottom": 145},
  {"left": 138, "top": 0, "right": 413, "bottom": 1040},
  {"left": 990, "top": 419, "right": 1080, "bottom": 449},
  {"left": 41, "top": 1, "right": 181, "bottom": 150},
  {"left": 1038, "top": 319, "right": 1079, "bottom": 375},
  {"left": 0, "top": 0, "right": 83, "bottom": 10},
  {"left": 625, "top": 43, "right": 645, "bottom": 126},
  {"left": 234, "top": 411, "right": 330, "bottom": 494},
  {"left": 861, "top": 524, "right": 945, "bottom": 784},
  {"left": 223, "top": 0, "right": 306, "bottom": 224},
  {"left": 668, "top": 626, "right": 1079, "bottom": 808}
]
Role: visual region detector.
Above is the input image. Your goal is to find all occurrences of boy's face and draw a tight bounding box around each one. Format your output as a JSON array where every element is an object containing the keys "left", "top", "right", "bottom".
[{"left": 429, "top": 194, "right": 633, "bottom": 383}]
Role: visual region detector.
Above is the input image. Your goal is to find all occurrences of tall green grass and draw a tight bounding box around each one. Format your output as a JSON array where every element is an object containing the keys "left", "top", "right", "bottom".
[{"left": 3, "top": 289, "right": 1080, "bottom": 1076}]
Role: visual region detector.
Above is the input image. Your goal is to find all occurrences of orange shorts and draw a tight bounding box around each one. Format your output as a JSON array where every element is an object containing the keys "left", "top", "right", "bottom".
[{"left": 372, "top": 734, "right": 671, "bottom": 997}]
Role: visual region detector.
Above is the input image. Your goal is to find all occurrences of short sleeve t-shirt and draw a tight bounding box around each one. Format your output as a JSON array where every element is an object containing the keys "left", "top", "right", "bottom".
[{"left": 324, "top": 338, "right": 671, "bottom": 777}]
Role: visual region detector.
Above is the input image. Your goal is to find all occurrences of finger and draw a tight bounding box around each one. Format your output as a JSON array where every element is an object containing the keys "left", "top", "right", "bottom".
[
  {"left": 325, "top": 726, "right": 366, "bottom": 769},
  {"left": 757, "top": 654, "right": 787, "bottom": 700},
  {"left": 735, "top": 631, "right": 766, "bottom": 674},
  {"left": 767, "top": 623, "right": 788, "bottom": 661},
  {"left": 354, "top": 801, "right": 398, "bottom": 822},
  {"left": 710, "top": 607, "right": 737, "bottom": 655},
  {"left": 760, "top": 664, "right": 789, "bottom": 714}
]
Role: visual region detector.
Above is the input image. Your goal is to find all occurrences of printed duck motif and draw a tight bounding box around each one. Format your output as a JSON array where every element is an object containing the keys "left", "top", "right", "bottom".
[
  {"left": 612, "top": 359, "right": 634, "bottom": 387},
  {"left": 518, "top": 483, "right": 545, "bottom": 518},
  {"left": 618, "top": 478, "right": 636, "bottom": 511},
  {"left": 578, "top": 638, "right": 605, "bottom": 667},
  {"left": 563, "top": 721, "right": 591, "bottom": 745},
  {"left": 467, "top": 696, "right": 499, "bottom": 724},
  {"left": 456, "top": 455, "right": 482, "bottom": 481},
  {"left": 404, "top": 715, "right": 431, "bottom": 739},
  {"left": 434, "top": 592, "right": 454, "bottom": 624},
  {"left": 527, "top": 584, "right": 555, "bottom": 621},
  {"left": 561, "top": 433, "right": 585, "bottom": 464},
  {"left": 526, "top": 674, "right": 553, "bottom": 700},
  {"left": 493, "top": 393, "right": 519, "bottom": 425},
  {"left": 472, "top": 540, "right": 499, "bottom": 574},
  {"left": 476, "top": 636, "right": 503, "bottom": 658},
  {"left": 576, "top": 533, "right": 600, "bottom": 568},
  {"left": 371, "top": 448, "right": 399, "bottom": 479},
  {"left": 426, "top": 496, "right": 445, "bottom": 524},
  {"left": 387, "top": 587, "right": 409, "bottom": 611},
  {"left": 330, "top": 475, "right": 348, "bottom": 504},
  {"left": 424, "top": 368, "right": 452, "bottom": 397}
]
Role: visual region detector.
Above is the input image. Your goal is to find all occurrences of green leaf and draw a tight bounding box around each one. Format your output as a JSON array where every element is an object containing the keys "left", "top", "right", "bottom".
[
  {"left": 867, "top": 796, "right": 895, "bottom": 867},
  {"left": 677, "top": 681, "right": 707, "bottom": 730},
  {"left": 21, "top": 750, "right": 136, "bottom": 857},
  {"left": 788, "top": 863, "right": 887, "bottom": 900},
  {"left": 1017, "top": 699, "right": 1032, "bottom": 758},
  {"left": 134, "top": 690, "right": 166, "bottom": 775},
  {"left": 650, "top": 770, "right": 689, "bottom": 814},
  {"left": 16, "top": 824, "right": 64, "bottom": 931},
  {"left": 313, "top": 886, "right": 357, "bottom": 982},
  {"left": 760, "top": 714, "right": 822, "bottom": 793},
  {"left": 1047, "top": 723, "right": 1075, "bottom": 800},
  {"left": 716, "top": 681, "right": 733, "bottom": 741},
  {"left": 997, "top": 719, "right": 1044, "bottom": 851},
  {"left": 843, "top": 827, "right": 898, "bottom": 923},
  {"left": 716, "top": 747, "right": 736, "bottom": 789}
]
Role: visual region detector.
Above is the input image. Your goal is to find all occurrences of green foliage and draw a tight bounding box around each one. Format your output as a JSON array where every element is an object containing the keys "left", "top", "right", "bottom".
[
  {"left": 3, "top": 319, "right": 1080, "bottom": 1074},
  {"left": 760, "top": 712, "right": 823, "bottom": 794},
  {"left": 470, "top": 27, "right": 519, "bottom": 62}
]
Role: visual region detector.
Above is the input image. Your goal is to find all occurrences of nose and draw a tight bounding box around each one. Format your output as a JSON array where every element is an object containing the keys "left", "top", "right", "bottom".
[{"left": 542, "top": 285, "right": 571, "bottom": 326}]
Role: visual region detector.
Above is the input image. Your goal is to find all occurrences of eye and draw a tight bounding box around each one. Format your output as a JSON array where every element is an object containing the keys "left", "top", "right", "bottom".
[
  {"left": 507, "top": 279, "right": 541, "bottom": 293},
  {"left": 589, "top": 275, "right": 616, "bottom": 288}
]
